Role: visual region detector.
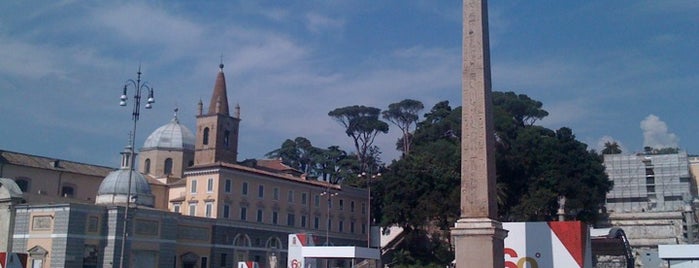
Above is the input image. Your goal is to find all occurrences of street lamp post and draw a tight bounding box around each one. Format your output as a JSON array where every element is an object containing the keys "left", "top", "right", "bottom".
[
  {"left": 118, "top": 65, "right": 154, "bottom": 268},
  {"left": 359, "top": 172, "right": 380, "bottom": 248},
  {"left": 320, "top": 189, "right": 338, "bottom": 246}
]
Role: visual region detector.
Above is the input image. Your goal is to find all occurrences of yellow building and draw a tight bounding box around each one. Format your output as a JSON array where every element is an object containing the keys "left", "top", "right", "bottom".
[{"left": 0, "top": 63, "right": 369, "bottom": 268}]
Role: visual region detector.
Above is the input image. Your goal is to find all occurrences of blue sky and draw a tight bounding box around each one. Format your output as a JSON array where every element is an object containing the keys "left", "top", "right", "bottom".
[{"left": 0, "top": 1, "right": 697, "bottom": 167}]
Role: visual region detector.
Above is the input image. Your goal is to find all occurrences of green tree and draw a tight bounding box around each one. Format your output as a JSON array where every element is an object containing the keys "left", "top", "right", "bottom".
[
  {"left": 377, "top": 92, "right": 612, "bottom": 266},
  {"left": 267, "top": 138, "right": 357, "bottom": 184},
  {"left": 328, "top": 105, "right": 389, "bottom": 172},
  {"left": 382, "top": 99, "right": 424, "bottom": 155},
  {"left": 602, "top": 141, "right": 622, "bottom": 154}
]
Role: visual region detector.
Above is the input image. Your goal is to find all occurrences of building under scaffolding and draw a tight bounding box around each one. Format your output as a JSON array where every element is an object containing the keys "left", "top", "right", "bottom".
[
  {"left": 602, "top": 152, "right": 698, "bottom": 267},
  {"left": 604, "top": 152, "right": 692, "bottom": 213}
]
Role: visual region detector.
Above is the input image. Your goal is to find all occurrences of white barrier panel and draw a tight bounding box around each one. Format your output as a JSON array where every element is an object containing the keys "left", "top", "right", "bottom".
[{"left": 503, "top": 221, "right": 592, "bottom": 268}]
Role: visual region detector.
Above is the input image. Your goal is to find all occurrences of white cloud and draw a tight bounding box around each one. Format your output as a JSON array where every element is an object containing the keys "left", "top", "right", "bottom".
[
  {"left": 640, "top": 114, "right": 679, "bottom": 149},
  {"left": 305, "top": 13, "right": 345, "bottom": 34},
  {"left": 92, "top": 3, "right": 204, "bottom": 54},
  {"left": 0, "top": 36, "right": 68, "bottom": 79},
  {"left": 538, "top": 98, "right": 590, "bottom": 129}
]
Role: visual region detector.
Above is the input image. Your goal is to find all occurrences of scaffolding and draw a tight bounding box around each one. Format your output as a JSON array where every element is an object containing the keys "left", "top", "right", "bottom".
[{"left": 604, "top": 152, "right": 692, "bottom": 213}]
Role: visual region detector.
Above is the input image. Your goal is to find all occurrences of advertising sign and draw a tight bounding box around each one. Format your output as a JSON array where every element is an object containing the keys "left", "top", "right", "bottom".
[
  {"left": 288, "top": 233, "right": 318, "bottom": 268},
  {"left": 503, "top": 221, "right": 592, "bottom": 268},
  {"left": 0, "top": 252, "right": 28, "bottom": 268}
]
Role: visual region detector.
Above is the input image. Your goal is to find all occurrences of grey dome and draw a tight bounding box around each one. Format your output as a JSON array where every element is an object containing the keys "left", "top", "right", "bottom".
[
  {"left": 143, "top": 117, "right": 195, "bottom": 150},
  {"left": 96, "top": 169, "right": 154, "bottom": 207},
  {"left": 0, "top": 178, "right": 23, "bottom": 198}
]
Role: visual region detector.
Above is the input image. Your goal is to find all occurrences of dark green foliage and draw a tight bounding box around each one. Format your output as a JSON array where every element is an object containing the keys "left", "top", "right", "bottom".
[
  {"left": 384, "top": 230, "right": 454, "bottom": 268},
  {"left": 377, "top": 92, "right": 612, "bottom": 266},
  {"left": 602, "top": 141, "right": 622, "bottom": 154},
  {"left": 383, "top": 99, "right": 424, "bottom": 155},
  {"left": 265, "top": 137, "right": 358, "bottom": 184},
  {"left": 329, "top": 105, "right": 389, "bottom": 172},
  {"left": 642, "top": 146, "right": 680, "bottom": 155}
]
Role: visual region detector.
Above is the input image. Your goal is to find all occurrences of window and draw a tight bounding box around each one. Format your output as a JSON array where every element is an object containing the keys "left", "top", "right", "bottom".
[
  {"left": 61, "top": 185, "right": 75, "bottom": 197},
  {"left": 361, "top": 202, "right": 366, "bottom": 214},
  {"left": 164, "top": 158, "right": 173, "bottom": 175},
  {"left": 173, "top": 204, "right": 181, "bottom": 213},
  {"left": 258, "top": 185, "right": 265, "bottom": 198},
  {"left": 338, "top": 220, "right": 344, "bottom": 232},
  {"left": 225, "top": 179, "right": 232, "bottom": 193},
  {"left": 203, "top": 127, "right": 210, "bottom": 145},
  {"left": 87, "top": 216, "right": 99, "bottom": 233},
  {"left": 191, "top": 180, "right": 198, "bottom": 194},
  {"left": 207, "top": 178, "right": 214, "bottom": 192},
  {"left": 350, "top": 201, "right": 355, "bottom": 212},
  {"left": 314, "top": 216, "right": 320, "bottom": 229},
  {"left": 14, "top": 178, "right": 29, "bottom": 192},
  {"left": 257, "top": 209, "right": 264, "bottom": 222},
  {"left": 288, "top": 190, "right": 294, "bottom": 203},
  {"left": 350, "top": 221, "right": 355, "bottom": 233},
  {"left": 144, "top": 158, "right": 151, "bottom": 174},
  {"left": 273, "top": 188, "right": 279, "bottom": 200},
  {"left": 224, "top": 130, "right": 230, "bottom": 147},
  {"left": 328, "top": 219, "right": 333, "bottom": 232},
  {"left": 205, "top": 202, "right": 213, "bottom": 218},
  {"left": 339, "top": 199, "right": 344, "bottom": 210},
  {"left": 189, "top": 204, "right": 196, "bottom": 216},
  {"left": 242, "top": 182, "right": 248, "bottom": 195},
  {"left": 287, "top": 214, "right": 295, "bottom": 226},
  {"left": 220, "top": 253, "right": 227, "bottom": 267},
  {"left": 328, "top": 199, "right": 333, "bottom": 209},
  {"left": 301, "top": 215, "right": 307, "bottom": 228},
  {"left": 223, "top": 204, "right": 230, "bottom": 218},
  {"left": 240, "top": 207, "right": 248, "bottom": 221},
  {"left": 314, "top": 195, "right": 320, "bottom": 207},
  {"left": 301, "top": 193, "right": 307, "bottom": 205},
  {"left": 362, "top": 223, "right": 366, "bottom": 234},
  {"left": 272, "top": 212, "right": 278, "bottom": 225}
]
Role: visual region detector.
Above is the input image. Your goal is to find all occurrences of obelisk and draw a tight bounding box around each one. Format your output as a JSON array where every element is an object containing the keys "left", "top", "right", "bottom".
[{"left": 451, "top": 0, "right": 507, "bottom": 267}]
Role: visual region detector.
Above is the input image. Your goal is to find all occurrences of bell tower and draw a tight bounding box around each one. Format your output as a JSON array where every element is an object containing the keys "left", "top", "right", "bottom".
[{"left": 194, "top": 63, "right": 241, "bottom": 165}]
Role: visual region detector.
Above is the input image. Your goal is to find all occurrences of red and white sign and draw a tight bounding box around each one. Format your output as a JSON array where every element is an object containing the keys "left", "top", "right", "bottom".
[
  {"left": 237, "top": 261, "right": 259, "bottom": 268},
  {"left": 503, "top": 221, "right": 592, "bottom": 268},
  {"left": 0, "top": 253, "right": 28, "bottom": 268}
]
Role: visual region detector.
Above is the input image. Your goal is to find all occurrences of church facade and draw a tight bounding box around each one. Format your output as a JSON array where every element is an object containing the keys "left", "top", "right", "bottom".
[{"left": 0, "top": 64, "right": 369, "bottom": 268}]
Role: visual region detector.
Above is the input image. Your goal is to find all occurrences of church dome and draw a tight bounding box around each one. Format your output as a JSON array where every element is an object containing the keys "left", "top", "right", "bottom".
[
  {"left": 96, "top": 146, "right": 154, "bottom": 207},
  {"left": 143, "top": 111, "right": 195, "bottom": 151}
]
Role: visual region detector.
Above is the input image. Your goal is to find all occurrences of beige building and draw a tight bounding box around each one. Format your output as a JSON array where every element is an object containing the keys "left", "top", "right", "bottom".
[{"left": 1, "top": 63, "right": 370, "bottom": 268}]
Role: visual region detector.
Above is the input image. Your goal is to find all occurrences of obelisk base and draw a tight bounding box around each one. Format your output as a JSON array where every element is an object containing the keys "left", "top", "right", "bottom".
[{"left": 452, "top": 218, "right": 508, "bottom": 268}]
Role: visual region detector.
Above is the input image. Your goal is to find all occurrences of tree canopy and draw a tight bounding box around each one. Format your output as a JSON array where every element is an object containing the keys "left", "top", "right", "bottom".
[
  {"left": 382, "top": 99, "right": 424, "bottom": 155},
  {"left": 376, "top": 92, "right": 612, "bottom": 266},
  {"left": 268, "top": 92, "right": 612, "bottom": 267},
  {"left": 265, "top": 137, "right": 358, "bottom": 184},
  {"left": 602, "top": 141, "right": 622, "bottom": 154},
  {"left": 328, "top": 105, "right": 389, "bottom": 172}
]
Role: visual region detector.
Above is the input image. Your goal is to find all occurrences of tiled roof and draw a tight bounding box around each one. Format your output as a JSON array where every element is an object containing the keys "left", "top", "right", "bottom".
[
  {"left": 188, "top": 161, "right": 339, "bottom": 190},
  {"left": 255, "top": 159, "right": 298, "bottom": 172},
  {"left": 0, "top": 149, "right": 114, "bottom": 177}
]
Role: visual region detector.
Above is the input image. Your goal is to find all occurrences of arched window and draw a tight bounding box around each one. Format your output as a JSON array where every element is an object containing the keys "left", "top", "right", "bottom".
[
  {"left": 164, "top": 158, "right": 173, "bottom": 175},
  {"left": 233, "top": 234, "right": 251, "bottom": 263},
  {"left": 265, "top": 237, "right": 282, "bottom": 249},
  {"left": 224, "top": 130, "right": 230, "bottom": 147},
  {"left": 203, "top": 127, "right": 210, "bottom": 145},
  {"left": 144, "top": 158, "right": 151, "bottom": 174},
  {"left": 234, "top": 234, "right": 251, "bottom": 247},
  {"left": 14, "top": 177, "right": 30, "bottom": 192}
]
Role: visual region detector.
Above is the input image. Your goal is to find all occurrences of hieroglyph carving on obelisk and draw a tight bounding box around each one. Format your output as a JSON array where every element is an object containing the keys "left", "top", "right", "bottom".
[{"left": 452, "top": 0, "right": 507, "bottom": 267}]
